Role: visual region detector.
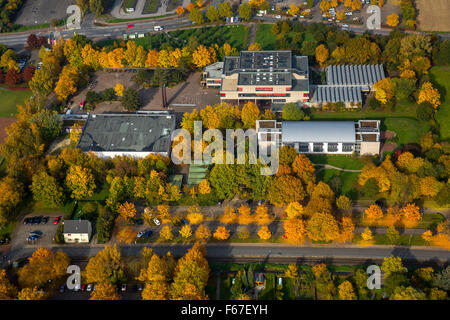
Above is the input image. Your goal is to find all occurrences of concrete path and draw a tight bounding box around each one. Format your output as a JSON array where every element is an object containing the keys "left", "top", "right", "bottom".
[
  {"left": 248, "top": 23, "right": 256, "bottom": 46},
  {"left": 110, "top": 0, "right": 190, "bottom": 19},
  {"left": 315, "top": 164, "right": 363, "bottom": 173}
]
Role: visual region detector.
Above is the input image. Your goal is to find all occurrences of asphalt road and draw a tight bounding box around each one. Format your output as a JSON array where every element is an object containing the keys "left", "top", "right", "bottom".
[{"left": 2, "top": 243, "right": 449, "bottom": 269}]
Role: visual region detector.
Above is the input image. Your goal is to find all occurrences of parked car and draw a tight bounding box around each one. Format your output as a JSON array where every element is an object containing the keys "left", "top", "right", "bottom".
[
  {"left": 29, "top": 231, "right": 42, "bottom": 237},
  {"left": 53, "top": 216, "right": 62, "bottom": 224},
  {"left": 23, "top": 217, "right": 32, "bottom": 224},
  {"left": 144, "top": 230, "right": 153, "bottom": 238},
  {"left": 137, "top": 231, "right": 145, "bottom": 238},
  {"left": 153, "top": 218, "right": 160, "bottom": 226},
  {"left": 137, "top": 283, "right": 143, "bottom": 291},
  {"left": 79, "top": 100, "right": 86, "bottom": 110},
  {"left": 74, "top": 284, "right": 80, "bottom": 292},
  {"left": 153, "top": 26, "right": 163, "bottom": 31},
  {"left": 136, "top": 219, "right": 143, "bottom": 225},
  {"left": 345, "top": 11, "right": 353, "bottom": 16},
  {"left": 59, "top": 285, "right": 65, "bottom": 293},
  {"left": 275, "top": 15, "right": 281, "bottom": 19},
  {"left": 33, "top": 216, "right": 41, "bottom": 224},
  {"left": 93, "top": 284, "right": 97, "bottom": 291},
  {"left": 181, "top": 219, "right": 189, "bottom": 225},
  {"left": 127, "top": 24, "right": 134, "bottom": 28},
  {"left": 86, "top": 284, "right": 93, "bottom": 292},
  {"left": 26, "top": 235, "right": 38, "bottom": 241},
  {"left": 41, "top": 216, "right": 49, "bottom": 224},
  {"left": 121, "top": 284, "right": 127, "bottom": 292},
  {"left": 81, "top": 284, "right": 86, "bottom": 292}
]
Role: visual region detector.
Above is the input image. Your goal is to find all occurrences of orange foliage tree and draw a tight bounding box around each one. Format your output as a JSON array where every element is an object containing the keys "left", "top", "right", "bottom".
[
  {"left": 283, "top": 218, "right": 306, "bottom": 244},
  {"left": 238, "top": 204, "right": 254, "bottom": 225},
  {"left": 364, "top": 204, "right": 383, "bottom": 225},
  {"left": 195, "top": 224, "right": 211, "bottom": 242},
  {"left": 254, "top": 204, "right": 271, "bottom": 225},
  {"left": 117, "top": 202, "right": 136, "bottom": 221},
  {"left": 213, "top": 226, "right": 230, "bottom": 240},
  {"left": 257, "top": 226, "right": 272, "bottom": 240},
  {"left": 220, "top": 206, "right": 238, "bottom": 224}
]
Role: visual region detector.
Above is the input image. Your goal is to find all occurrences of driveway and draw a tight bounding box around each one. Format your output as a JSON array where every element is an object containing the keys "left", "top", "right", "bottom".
[{"left": 110, "top": 0, "right": 191, "bottom": 19}]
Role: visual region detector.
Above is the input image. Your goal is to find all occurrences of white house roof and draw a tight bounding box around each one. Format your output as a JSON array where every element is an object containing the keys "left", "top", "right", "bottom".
[
  {"left": 282, "top": 121, "right": 356, "bottom": 143},
  {"left": 63, "top": 220, "right": 91, "bottom": 234}
]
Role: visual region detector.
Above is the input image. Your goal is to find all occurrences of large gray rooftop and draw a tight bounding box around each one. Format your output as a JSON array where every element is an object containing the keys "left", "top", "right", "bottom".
[
  {"left": 77, "top": 114, "right": 175, "bottom": 153},
  {"left": 310, "top": 85, "right": 363, "bottom": 103},
  {"left": 326, "top": 64, "right": 385, "bottom": 86},
  {"left": 282, "top": 121, "right": 356, "bottom": 143}
]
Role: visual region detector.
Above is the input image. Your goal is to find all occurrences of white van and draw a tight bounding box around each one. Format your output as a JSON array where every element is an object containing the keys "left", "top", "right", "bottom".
[{"left": 153, "top": 26, "right": 163, "bottom": 31}]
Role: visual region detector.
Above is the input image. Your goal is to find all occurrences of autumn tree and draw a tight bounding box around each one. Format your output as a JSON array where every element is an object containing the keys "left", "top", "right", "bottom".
[
  {"left": 189, "top": 8, "right": 204, "bottom": 24},
  {"left": 339, "top": 217, "right": 355, "bottom": 243},
  {"left": 386, "top": 13, "right": 399, "bottom": 27},
  {"left": 115, "top": 83, "right": 124, "bottom": 97},
  {"left": 315, "top": 44, "right": 329, "bottom": 67},
  {"left": 336, "top": 195, "right": 351, "bottom": 211},
  {"left": 170, "top": 243, "right": 210, "bottom": 300},
  {"left": 177, "top": 225, "right": 191, "bottom": 240},
  {"left": 248, "top": 42, "right": 262, "bottom": 51},
  {"left": 117, "top": 202, "right": 136, "bottom": 221},
  {"left": 288, "top": 3, "right": 300, "bottom": 16},
  {"left": 195, "top": 224, "right": 211, "bottom": 242},
  {"left": 192, "top": 45, "right": 216, "bottom": 68},
  {"left": 238, "top": 204, "right": 254, "bottom": 225},
  {"left": 338, "top": 281, "right": 356, "bottom": 300},
  {"left": 55, "top": 65, "right": 80, "bottom": 101},
  {"left": 292, "top": 154, "right": 316, "bottom": 185},
  {"left": 214, "top": 225, "right": 230, "bottom": 240},
  {"left": 220, "top": 206, "right": 238, "bottom": 224},
  {"left": 307, "top": 211, "right": 340, "bottom": 242},
  {"left": 400, "top": 203, "right": 421, "bottom": 226},
  {"left": 364, "top": 204, "right": 383, "bottom": 225},
  {"left": 176, "top": 6, "right": 185, "bottom": 15},
  {"left": 206, "top": 6, "right": 220, "bottom": 22},
  {"left": 31, "top": 171, "right": 65, "bottom": 208},
  {"left": 417, "top": 82, "right": 441, "bottom": 109},
  {"left": 361, "top": 227, "right": 373, "bottom": 241},
  {"left": 283, "top": 218, "right": 306, "bottom": 244},
  {"left": 254, "top": 204, "right": 271, "bottom": 225},
  {"left": 218, "top": 1, "right": 233, "bottom": 18},
  {"left": 90, "top": 282, "right": 121, "bottom": 300},
  {"left": 241, "top": 101, "right": 260, "bottom": 128},
  {"left": 159, "top": 225, "right": 174, "bottom": 241},
  {"left": 142, "top": 281, "right": 170, "bottom": 300},
  {"left": 381, "top": 255, "right": 407, "bottom": 278},
  {"left": 117, "top": 227, "right": 136, "bottom": 244},
  {"left": 0, "top": 269, "right": 17, "bottom": 300},
  {"left": 17, "top": 287, "right": 46, "bottom": 300},
  {"left": 239, "top": 3, "right": 252, "bottom": 21},
  {"left": 84, "top": 245, "right": 124, "bottom": 284},
  {"left": 285, "top": 202, "right": 303, "bottom": 219},
  {"left": 267, "top": 175, "right": 305, "bottom": 206},
  {"left": 18, "top": 248, "right": 70, "bottom": 289},
  {"left": 186, "top": 205, "right": 204, "bottom": 224},
  {"left": 257, "top": 226, "right": 271, "bottom": 240},
  {"left": 198, "top": 179, "right": 211, "bottom": 195}
]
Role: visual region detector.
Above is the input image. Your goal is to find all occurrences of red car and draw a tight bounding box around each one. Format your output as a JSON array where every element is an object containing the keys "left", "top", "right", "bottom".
[
  {"left": 127, "top": 24, "right": 134, "bottom": 28},
  {"left": 79, "top": 100, "right": 86, "bottom": 109},
  {"left": 81, "top": 284, "right": 86, "bottom": 292},
  {"left": 53, "top": 216, "right": 62, "bottom": 224}
]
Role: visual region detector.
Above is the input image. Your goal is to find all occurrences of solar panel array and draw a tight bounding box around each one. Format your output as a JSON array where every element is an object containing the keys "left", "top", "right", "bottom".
[
  {"left": 326, "top": 64, "right": 385, "bottom": 86},
  {"left": 311, "top": 85, "right": 363, "bottom": 103}
]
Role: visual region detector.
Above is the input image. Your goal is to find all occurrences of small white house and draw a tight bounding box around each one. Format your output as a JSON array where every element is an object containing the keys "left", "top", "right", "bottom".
[{"left": 63, "top": 220, "right": 92, "bottom": 243}]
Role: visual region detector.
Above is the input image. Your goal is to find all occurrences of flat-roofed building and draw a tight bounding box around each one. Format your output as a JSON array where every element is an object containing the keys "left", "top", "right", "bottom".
[
  {"left": 256, "top": 120, "right": 380, "bottom": 156},
  {"left": 204, "top": 51, "right": 310, "bottom": 107},
  {"left": 77, "top": 113, "right": 176, "bottom": 158}
]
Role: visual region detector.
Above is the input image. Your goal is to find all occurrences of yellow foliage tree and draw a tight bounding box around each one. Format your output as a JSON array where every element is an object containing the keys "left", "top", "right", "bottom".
[
  {"left": 65, "top": 165, "right": 96, "bottom": 199},
  {"left": 374, "top": 77, "right": 394, "bottom": 105},
  {"left": 386, "top": 13, "right": 399, "bottom": 27},
  {"left": 241, "top": 101, "right": 261, "bottom": 128},
  {"left": 285, "top": 202, "right": 304, "bottom": 219},
  {"left": 198, "top": 179, "right": 211, "bottom": 195},
  {"left": 364, "top": 204, "right": 383, "bottom": 225},
  {"left": 338, "top": 281, "right": 356, "bottom": 300},
  {"left": 195, "top": 224, "right": 211, "bottom": 242},
  {"left": 17, "top": 287, "right": 46, "bottom": 300},
  {"left": 186, "top": 205, "right": 204, "bottom": 224},
  {"left": 90, "top": 282, "right": 121, "bottom": 300},
  {"left": 315, "top": 44, "right": 329, "bottom": 67},
  {"left": 238, "top": 204, "right": 254, "bottom": 225},
  {"left": 159, "top": 225, "right": 174, "bottom": 241},
  {"left": 361, "top": 227, "right": 373, "bottom": 241},
  {"left": 306, "top": 211, "right": 340, "bottom": 242},
  {"left": 117, "top": 202, "right": 136, "bottom": 221},
  {"left": 220, "top": 206, "right": 238, "bottom": 224},
  {"left": 115, "top": 83, "right": 124, "bottom": 97},
  {"left": 213, "top": 225, "right": 230, "bottom": 240},
  {"left": 257, "top": 226, "right": 272, "bottom": 240},
  {"left": 283, "top": 218, "right": 306, "bottom": 244},
  {"left": 400, "top": 203, "right": 421, "bottom": 226},
  {"left": 248, "top": 43, "right": 262, "bottom": 51},
  {"left": 287, "top": 3, "right": 300, "bottom": 16},
  {"left": 418, "top": 81, "right": 441, "bottom": 109},
  {"left": 179, "top": 225, "right": 192, "bottom": 239},
  {"left": 117, "top": 227, "right": 136, "bottom": 244},
  {"left": 142, "top": 281, "right": 169, "bottom": 300},
  {"left": 254, "top": 204, "right": 271, "bottom": 225},
  {"left": 421, "top": 230, "right": 433, "bottom": 243}
]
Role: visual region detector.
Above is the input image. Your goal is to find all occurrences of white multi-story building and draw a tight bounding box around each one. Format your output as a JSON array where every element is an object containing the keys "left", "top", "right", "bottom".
[{"left": 256, "top": 119, "right": 381, "bottom": 156}]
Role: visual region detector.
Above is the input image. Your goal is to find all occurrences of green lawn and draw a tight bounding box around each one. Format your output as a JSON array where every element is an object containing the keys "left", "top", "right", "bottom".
[
  {"left": 0, "top": 89, "right": 32, "bottom": 117},
  {"left": 167, "top": 0, "right": 182, "bottom": 11},
  {"left": 316, "top": 169, "right": 360, "bottom": 199},
  {"left": 255, "top": 24, "right": 277, "bottom": 50},
  {"left": 307, "top": 154, "right": 365, "bottom": 170},
  {"left": 353, "top": 234, "right": 427, "bottom": 246},
  {"left": 384, "top": 118, "right": 430, "bottom": 145},
  {"left": 123, "top": 0, "right": 137, "bottom": 10},
  {"left": 430, "top": 66, "right": 450, "bottom": 141},
  {"left": 142, "top": 0, "right": 159, "bottom": 14}
]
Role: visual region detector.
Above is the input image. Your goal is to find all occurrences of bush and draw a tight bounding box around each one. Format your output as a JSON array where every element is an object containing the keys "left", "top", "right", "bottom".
[
  {"left": 368, "top": 97, "right": 381, "bottom": 110},
  {"left": 282, "top": 103, "right": 304, "bottom": 120},
  {"left": 102, "top": 88, "right": 116, "bottom": 102},
  {"left": 85, "top": 90, "right": 101, "bottom": 107},
  {"left": 81, "top": 201, "right": 98, "bottom": 220},
  {"left": 121, "top": 88, "right": 141, "bottom": 111},
  {"left": 416, "top": 103, "right": 434, "bottom": 121}
]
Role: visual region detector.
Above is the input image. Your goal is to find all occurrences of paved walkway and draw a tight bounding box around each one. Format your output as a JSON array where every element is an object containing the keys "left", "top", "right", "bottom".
[
  {"left": 110, "top": 0, "right": 191, "bottom": 19},
  {"left": 315, "top": 164, "right": 363, "bottom": 173}
]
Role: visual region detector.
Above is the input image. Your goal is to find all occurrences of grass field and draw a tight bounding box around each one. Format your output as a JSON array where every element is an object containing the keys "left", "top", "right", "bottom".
[
  {"left": 384, "top": 118, "right": 430, "bottom": 145},
  {"left": 316, "top": 169, "right": 360, "bottom": 198},
  {"left": 307, "top": 154, "right": 365, "bottom": 170},
  {"left": 430, "top": 66, "right": 450, "bottom": 141},
  {"left": 0, "top": 89, "right": 32, "bottom": 117},
  {"left": 255, "top": 24, "right": 277, "bottom": 50},
  {"left": 142, "top": 0, "right": 160, "bottom": 14}
]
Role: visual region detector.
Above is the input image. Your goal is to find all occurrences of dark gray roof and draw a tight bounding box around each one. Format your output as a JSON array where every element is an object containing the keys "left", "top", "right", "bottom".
[
  {"left": 77, "top": 114, "right": 175, "bottom": 153},
  {"left": 238, "top": 71, "right": 292, "bottom": 86},
  {"left": 292, "top": 78, "right": 309, "bottom": 92},
  {"left": 310, "top": 85, "right": 363, "bottom": 103},
  {"left": 326, "top": 64, "right": 385, "bottom": 86},
  {"left": 63, "top": 220, "right": 91, "bottom": 234},
  {"left": 239, "top": 51, "right": 292, "bottom": 69},
  {"left": 282, "top": 121, "right": 356, "bottom": 143}
]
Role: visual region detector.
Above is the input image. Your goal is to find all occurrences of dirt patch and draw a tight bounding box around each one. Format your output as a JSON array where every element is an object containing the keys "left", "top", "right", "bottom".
[
  {"left": 380, "top": 130, "right": 395, "bottom": 141},
  {"left": 0, "top": 118, "right": 16, "bottom": 144},
  {"left": 381, "top": 142, "right": 398, "bottom": 153},
  {"left": 416, "top": 0, "right": 450, "bottom": 32}
]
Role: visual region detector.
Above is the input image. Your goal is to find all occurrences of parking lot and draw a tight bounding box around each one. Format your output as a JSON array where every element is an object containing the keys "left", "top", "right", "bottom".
[
  {"left": 14, "top": 0, "right": 75, "bottom": 26},
  {"left": 10, "top": 212, "right": 63, "bottom": 248}
]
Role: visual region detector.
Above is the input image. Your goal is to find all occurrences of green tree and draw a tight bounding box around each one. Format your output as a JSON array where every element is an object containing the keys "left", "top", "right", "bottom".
[
  {"left": 218, "top": 1, "right": 233, "bottom": 18},
  {"left": 121, "top": 88, "right": 141, "bottom": 112},
  {"left": 238, "top": 3, "right": 252, "bottom": 21},
  {"left": 206, "top": 6, "right": 220, "bottom": 22},
  {"left": 282, "top": 103, "right": 304, "bottom": 120},
  {"left": 31, "top": 171, "right": 65, "bottom": 208},
  {"left": 189, "top": 8, "right": 205, "bottom": 24}
]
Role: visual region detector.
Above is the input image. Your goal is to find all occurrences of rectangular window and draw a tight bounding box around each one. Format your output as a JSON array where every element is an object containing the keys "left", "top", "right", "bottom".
[
  {"left": 298, "top": 143, "right": 309, "bottom": 152},
  {"left": 237, "top": 87, "right": 243, "bottom": 91},
  {"left": 342, "top": 143, "right": 354, "bottom": 152},
  {"left": 313, "top": 143, "right": 323, "bottom": 153},
  {"left": 220, "top": 93, "right": 226, "bottom": 97},
  {"left": 303, "top": 92, "right": 309, "bottom": 97},
  {"left": 327, "top": 143, "right": 338, "bottom": 152},
  {"left": 255, "top": 87, "right": 273, "bottom": 91}
]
